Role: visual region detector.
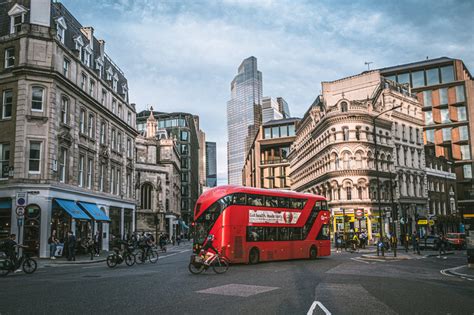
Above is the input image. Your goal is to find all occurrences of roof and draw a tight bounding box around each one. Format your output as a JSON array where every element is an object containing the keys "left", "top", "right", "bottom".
[
  {"left": 263, "top": 117, "right": 300, "bottom": 126},
  {"left": 378, "top": 57, "right": 455, "bottom": 74}
]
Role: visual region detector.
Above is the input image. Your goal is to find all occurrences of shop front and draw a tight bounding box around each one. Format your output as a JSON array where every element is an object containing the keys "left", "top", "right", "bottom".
[
  {"left": 331, "top": 208, "right": 374, "bottom": 242},
  {"left": 0, "top": 199, "right": 12, "bottom": 240}
]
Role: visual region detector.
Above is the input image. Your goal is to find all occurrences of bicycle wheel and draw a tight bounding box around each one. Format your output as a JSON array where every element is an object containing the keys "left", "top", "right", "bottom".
[
  {"left": 125, "top": 253, "right": 136, "bottom": 267},
  {"left": 135, "top": 251, "right": 145, "bottom": 264},
  {"left": 22, "top": 258, "right": 37, "bottom": 274},
  {"left": 188, "top": 262, "right": 205, "bottom": 274},
  {"left": 148, "top": 249, "right": 159, "bottom": 264},
  {"left": 0, "top": 260, "right": 12, "bottom": 277},
  {"left": 212, "top": 257, "right": 229, "bottom": 274},
  {"left": 106, "top": 254, "right": 118, "bottom": 268}
]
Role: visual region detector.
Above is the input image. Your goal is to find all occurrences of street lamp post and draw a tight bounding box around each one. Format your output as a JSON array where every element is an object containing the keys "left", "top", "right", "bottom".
[{"left": 372, "top": 104, "right": 401, "bottom": 256}]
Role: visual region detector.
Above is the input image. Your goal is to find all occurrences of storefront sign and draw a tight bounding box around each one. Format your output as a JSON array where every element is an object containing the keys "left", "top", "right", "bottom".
[
  {"left": 417, "top": 219, "right": 428, "bottom": 225},
  {"left": 249, "top": 210, "right": 301, "bottom": 224},
  {"left": 355, "top": 209, "right": 364, "bottom": 218}
]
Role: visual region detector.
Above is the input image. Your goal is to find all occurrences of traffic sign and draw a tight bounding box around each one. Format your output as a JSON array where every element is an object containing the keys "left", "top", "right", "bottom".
[
  {"left": 16, "top": 192, "right": 27, "bottom": 207},
  {"left": 16, "top": 206, "right": 25, "bottom": 217},
  {"left": 355, "top": 209, "right": 364, "bottom": 218}
]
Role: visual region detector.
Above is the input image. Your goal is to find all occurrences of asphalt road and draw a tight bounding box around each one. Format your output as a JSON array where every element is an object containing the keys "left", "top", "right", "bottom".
[{"left": 0, "top": 245, "right": 473, "bottom": 315}]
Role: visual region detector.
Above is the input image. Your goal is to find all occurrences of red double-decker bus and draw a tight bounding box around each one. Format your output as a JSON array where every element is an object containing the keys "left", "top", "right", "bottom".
[{"left": 192, "top": 185, "right": 331, "bottom": 264}]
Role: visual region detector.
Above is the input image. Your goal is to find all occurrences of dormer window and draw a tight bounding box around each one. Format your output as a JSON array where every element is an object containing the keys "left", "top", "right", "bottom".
[
  {"left": 74, "top": 36, "right": 84, "bottom": 59},
  {"left": 122, "top": 84, "right": 128, "bottom": 102},
  {"left": 8, "top": 4, "right": 27, "bottom": 34},
  {"left": 55, "top": 17, "right": 67, "bottom": 44},
  {"left": 83, "top": 44, "right": 92, "bottom": 67},
  {"left": 95, "top": 58, "right": 104, "bottom": 78},
  {"left": 106, "top": 67, "right": 113, "bottom": 81},
  {"left": 112, "top": 73, "right": 118, "bottom": 92}
]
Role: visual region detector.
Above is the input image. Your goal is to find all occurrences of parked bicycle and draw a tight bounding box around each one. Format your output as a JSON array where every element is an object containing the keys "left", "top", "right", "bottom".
[
  {"left": 0, "top": 249, "right": 37, "bottom": 276},
  {"left": 188, "top": 247, "right": 229, "bottom": 275},
  {"left": 106, "top": 241, "right": 136, "bottom": 268}
]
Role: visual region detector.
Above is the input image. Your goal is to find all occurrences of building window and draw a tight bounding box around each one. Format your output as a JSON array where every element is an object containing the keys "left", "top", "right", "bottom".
[
  {"left": 422, "top": 91, "right": 432, "bottom": 107},
  {"left": 110, "top": 166, "right": 115, "bottom": 194},
  {"left": 101, "top": 89, "right": 107, "bottom": 106},
  {"left": 55, "top": 19, "right": 66, "bottom": 44},
  {"left": 341, "top": 102, "right": 348, "bottom": 112},
  {"left": 59, "top": 148, "right": 67, "bottom": 183},
  {"left": 116, "top": 168, "right": 121, "bottom": 195},
  {"left": 342, "top": 127, "right": 349, "bottom": 141},
  {"left": 426, "top": 68, "right": 439, "bottom": 86},
  {"left": 457, "top": 106, "right": 467, "bottom": 121},
  {"left": 88, "top": 114, "right": 94, "bottom": 138},
  {"left": 455, "top": 85, "right": 465, "bottom": 103},
  {"left": 11, "top": 14, "right": 24, "bottom": 34},
  {"left": 439, "top": 88, "right": 448, "bottom": 105},
  {"left": 127, "top": 139, "right": 132, "bottom": 158},
  {"left": 141, "top": 183, "right": 153, "bottom": 209},
  {"left": 112, "top": 77, "right": 118, "bottom": 92},
  {"left": 81, "top": 73, "right": 87, "bottom": 90},
  {"left": 2, "top": 90, "right": 12, "bottom": 119},
  {"left": 100, "top": 121, "right": 106, "bottom": 144},
  {"left": 181, "top": 144, "right": 188, "bottom": 155},
  {"left": 78, "top": 155, "right": 84, "bottom": 187},
  {"left": 4, "top": 48, "right": 14, "bottom": 68},
  {"left": 180, "top": 131, "right": 189, "bottom": 141},
  {"left": 99, "top": 164, "right": 105, "bottom": 192},
  {"left": 355, "top": 127, "right": 361, "bottom": 140},
  {"left": 440, "top": 65, "right": 454, "bottom": 83},
  {"left": 358, "top": 186, "right": 363, "bottom": 199},
  {"left": 111, "top": 129, "right": 116, "bottom": 150},
  {"left": 461, "top": 145, "right": 471, "bottom": 160},
  {"left": 89, "top": 79, "right": 95, "bottom": 97},
  {"left": 415, "top": 129, "right": 420, "bottom": 144},
  {"left": 409, "top": 126, "right": 413, "bottom": 142},
  {"left": 0, "top": 144, "right": 10, "bottom": 179},
  {"left": 87, "top": 158, "right": 93, "bottom": 189},
  {"left": 426, "top": 129, "right": 435, "bottom": 143},
  {"left": 442, "top": 128, "right": 451, "bottom": 141},
  {"left": 346, "top": 187, "right": 352, "bottom": 200},
  {"left": 60, "top": 97, "right": 68, "bottom": 124},
  {"left": 397, "top": 73, "right": 410, "bottom": 85},
  {"left": 118, "top": 105, "right": 122, "bottom": 119},
  {"left": 440, "top": 108, "right": 450, "bottom": 123},
  {"left": 80, "top": 109, "right": 86, "bottom": 134},
  {"left": 117, "top": 132, "right": 122, "bottom": 152},
  {"left": 459, "top": 126, "right": 468, "bottom": 141},
  {"left": 402, "top": 124, "right": 406, "bottom": 140},
  {"left": 31, "top": 87, "right": 44, "bottom": 111},
  {"left": 63, "top": 58, "right": 70, "bottom": 77},
  {"left": 127, "top": 112, "right": 131, "bottom": 125},
  {"left": 464, "top": 165, "right": 473, "bottom": 179},
  {"left": 411, "top": 70, "right": 425, "bottom": 88},
  {"left": 181, "top": 158, "right": 189, "bottom": 169},
  {"left": 112, "top": 100, "right": 116, "bottom": 114},
  {"left": 29, "top": 141, "right": 41, "bottom": 173},
  {"left": 181, "top": 172, "right": 189, "bottom": 182},
  {"left": 126, "top": 173, "right": 131, "bottom": 198},
  {"left": 288, "top": 124, "right": 295, "bottom": 136},
  {"left": 280, "top": 125, "right": 288, "bottom": 137}
]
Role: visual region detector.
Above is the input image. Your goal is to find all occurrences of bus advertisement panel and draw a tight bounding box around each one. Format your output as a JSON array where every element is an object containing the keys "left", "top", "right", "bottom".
[{"left": 192, "top": 185, "right": 330, "bottom": 264}]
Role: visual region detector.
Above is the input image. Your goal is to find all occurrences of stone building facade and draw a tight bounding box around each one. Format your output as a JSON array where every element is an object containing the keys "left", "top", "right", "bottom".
[
  {"left": 135, "top": 112, "right": 180, "bottom": 239},
  {"left": 289, "top": 71, "right": 427, "bottom": 241},
  {"left": 0, "top": 1, "right": 137, "bottom": 257}
]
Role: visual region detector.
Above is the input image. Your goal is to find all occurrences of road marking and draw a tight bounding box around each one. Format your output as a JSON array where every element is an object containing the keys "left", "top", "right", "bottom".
[
  {"left": 197, "top": 284, "right": 279, "bottom": 297},
  {"left": 307, "top": 301, "right": 331, "bottom": 315},
  {"left": 350, "top": 257, "right": 371, "bottom": 264}
]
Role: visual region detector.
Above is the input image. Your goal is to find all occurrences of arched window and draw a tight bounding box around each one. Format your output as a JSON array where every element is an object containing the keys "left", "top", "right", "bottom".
[
  {"left": 140, "top": 183, "right": 153, "bottom": 209},
  {"left": 341, "top": 101, "right": 348, "bottom": 112},
  {"left": 342, "top": 127, "right": 349, "bottom": 141},
  {"left": 358, "top": 186, "right": 363, "bottom": 199}
]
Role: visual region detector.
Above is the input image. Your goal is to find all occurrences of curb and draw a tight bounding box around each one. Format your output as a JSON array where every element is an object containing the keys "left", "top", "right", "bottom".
[
  {"left": 40, "top": 258, "right": 107, "bottom": 266},
  {"left": 361, "top": 254, "right": 410, "bottom": 260},
  {"left": 425, "top": 252, "right": 455, "bottom": 257}
]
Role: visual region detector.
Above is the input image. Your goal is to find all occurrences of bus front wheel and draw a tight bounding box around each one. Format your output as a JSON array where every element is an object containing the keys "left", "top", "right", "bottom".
[
  {"left": 309, "top": 246, "right": 318, "bottom": 260},
  {"left": 249, "top": 248, "right": 260, "bottom": 264}
]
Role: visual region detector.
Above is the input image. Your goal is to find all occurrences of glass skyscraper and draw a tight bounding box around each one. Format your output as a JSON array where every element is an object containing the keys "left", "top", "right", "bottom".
[
  {"left": 227, "top": 56, "right": 263, "bottom": 185},
  {"left": 206, "top": 142, "right": 217, "bottom": 187}
]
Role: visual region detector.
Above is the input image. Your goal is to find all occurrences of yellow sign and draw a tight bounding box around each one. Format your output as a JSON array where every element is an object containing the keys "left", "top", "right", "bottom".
[
  {"left": 429, "top": 220, "right": 435, "bottom": 225},
  {"left": 418, "top": 220, "right": 428, "bottom": 225},
  {"left": 463, "top": 214, "right": 474, "bottom": 218}
]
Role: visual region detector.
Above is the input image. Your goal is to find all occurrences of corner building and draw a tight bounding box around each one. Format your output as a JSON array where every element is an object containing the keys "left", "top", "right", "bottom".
[
  {"left": 289, "top": 71, "right": 427, "bottom": 240},
  {"left": 0, "top": 1, "right": 137, "bottom": 257}
]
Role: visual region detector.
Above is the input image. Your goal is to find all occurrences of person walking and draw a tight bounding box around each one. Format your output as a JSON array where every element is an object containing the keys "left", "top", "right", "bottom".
[
  {"left": 67, "top": 231, "right": 76, "bottom": 261},
  {"left": 412, "top": 231, "right": 420, "bottom": 255},
  {"left": 351, "top": 233, "right": 359, "bottom": 252},
  {"left": 359, "top": 231, "right": 367, "bottom": 249},
  {"left": 438, "top": 233, "right": 447, "bottom": 258},
  {"left": 93, "top": 231, "right": 101, "bottom": 257},
  {"left": 48, "top": 230, "right": 59, "bottom": 260},
  {"left": 335, "top": 232, "right": 342, "bottom": 253}
]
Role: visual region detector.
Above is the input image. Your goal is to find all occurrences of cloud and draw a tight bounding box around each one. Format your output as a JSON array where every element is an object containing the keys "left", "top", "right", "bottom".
[{"left": 62, "top": 0, "right": 474, "bottom": 184}]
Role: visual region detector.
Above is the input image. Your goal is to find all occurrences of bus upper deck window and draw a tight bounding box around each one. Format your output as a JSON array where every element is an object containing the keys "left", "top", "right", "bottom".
[
  {"left": 233, "top": 193, "right": 246, "bottom": 205},
  {"left": 247, "top": 194, "right": 264, "bottom": 206}
]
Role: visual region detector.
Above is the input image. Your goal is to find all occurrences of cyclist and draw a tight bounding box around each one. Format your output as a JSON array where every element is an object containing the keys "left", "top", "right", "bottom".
[
  {"left": 143, "top": 233, "right": 155, "bottom": 259},
  {"left": 200, "top": 234, "right": 219, "bottom": 265},
  {"left": 3, "top": 234, "right": 26, "bottom": 272}
]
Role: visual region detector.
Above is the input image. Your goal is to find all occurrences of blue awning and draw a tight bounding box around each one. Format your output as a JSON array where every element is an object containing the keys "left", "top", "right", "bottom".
[
  {"left": 78, "top": 202, "right": 110, "bottom": 222},
  {"left": 0, "top": 199, "right": 11, "bottom": 209},
  {"left": 55, "top": 199, "right": 91, "bottom": 221}
]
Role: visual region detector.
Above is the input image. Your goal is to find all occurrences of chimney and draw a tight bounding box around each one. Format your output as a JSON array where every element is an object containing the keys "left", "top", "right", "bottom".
[
  {"left": 81, "top": 26, "right": 94, "bottom": 51},
  {"left": 30, "top": 0, "right": 51, "bottom": 27},
  {"left": 98, "top": 39, "right": 106, "bottom": 59}
]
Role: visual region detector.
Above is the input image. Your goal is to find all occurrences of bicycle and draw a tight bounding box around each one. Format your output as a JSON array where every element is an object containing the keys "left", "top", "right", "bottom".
[
  {"left": 106, "top": 242, "right": 136, "bottom": 268},
  {"left": 188, "top": 248, "right": 229, "bottom": 275},
  {"left": 135, "top": 245, "right": 159, "bottom": 264},
  {"left": 0, "top": 249, "right": 37, "bottom": 276}
]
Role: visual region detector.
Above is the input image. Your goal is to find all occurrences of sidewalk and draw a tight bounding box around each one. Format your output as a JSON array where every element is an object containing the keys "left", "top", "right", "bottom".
[{"left": 332, "top": 245, "right": 460, "bottom": 261}]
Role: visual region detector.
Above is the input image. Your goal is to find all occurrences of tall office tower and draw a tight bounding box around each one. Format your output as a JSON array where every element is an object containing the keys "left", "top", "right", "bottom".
[
  {"left": 277, "top": 97, "right": 291, "bottom": 118},
  {"left": 261, "top": 97, "right": 283, "bottom": 123},
  {"left": 227, "top": 56, "right": 263, "bottom": 185},
  {"left": 206, "top": 142, "right": 217, "bottom": 187}
]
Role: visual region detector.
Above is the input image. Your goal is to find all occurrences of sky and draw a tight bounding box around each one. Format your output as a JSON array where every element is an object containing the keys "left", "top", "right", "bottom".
[{"left": 62, "top": 0, "right": 474, "bottom": 185}]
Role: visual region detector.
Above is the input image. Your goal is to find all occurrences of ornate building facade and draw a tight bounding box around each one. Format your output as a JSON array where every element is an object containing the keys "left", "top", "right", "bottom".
[
  {"left": 289, "top": 71, "right": 427, "bottom": 240},
  {"left": 135, "top": 112, "right": 181, "bottom": 239},
  {"left": 0, "top": 1, "right": 137, "bottom": 257}
]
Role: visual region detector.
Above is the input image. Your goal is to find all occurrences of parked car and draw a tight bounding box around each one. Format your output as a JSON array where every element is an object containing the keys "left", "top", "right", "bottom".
[
  {"left": 419, "top": 236, "right": 439, "bottom": 250},
  {"left": 446, "top": 233, "right": 466, "bottom": 250}
]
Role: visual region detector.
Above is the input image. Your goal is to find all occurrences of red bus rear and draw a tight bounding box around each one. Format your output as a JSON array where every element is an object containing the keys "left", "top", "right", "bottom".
[{"left": 192, "top": 185, "right": 331, "bottom": 264}]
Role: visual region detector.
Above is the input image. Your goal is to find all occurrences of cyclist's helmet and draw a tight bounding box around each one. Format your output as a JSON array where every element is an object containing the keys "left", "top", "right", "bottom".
[{"left": 207, "top": 234, "right": 215, "bottom": 241}]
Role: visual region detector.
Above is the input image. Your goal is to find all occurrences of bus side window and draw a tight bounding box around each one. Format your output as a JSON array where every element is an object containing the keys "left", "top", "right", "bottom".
[
  {"left": 265, "top": 196, "right": 278, "bottom": 208},
  {"left": 233, "top": 193, "right": 246, "bottom": 205},
  {"left": 278, "top": 197, "right": 289, "bottom": 208},
  {"left": 317, "top": 224, "right": 330, "bottom": 240},
  {"left": 247, "top": 226, "right": 264, "bottom": 242},
  {"left": 265, "top": 227, "right": 278, "bottom": 241},
  {"left": 247, "top": 194, "right": 264, "bottom": 206},
  {"left": 314, "top": 201, "right": 322, "bottom": 211},
  {"left": 290, "top": 198, "right": 307, "bottom": 210},
  {"left": 321, "top": 200, "right": 329, "bottom": 210},
  {"left": 279, "top": 227, "right": 289, "bottom": 241}
]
